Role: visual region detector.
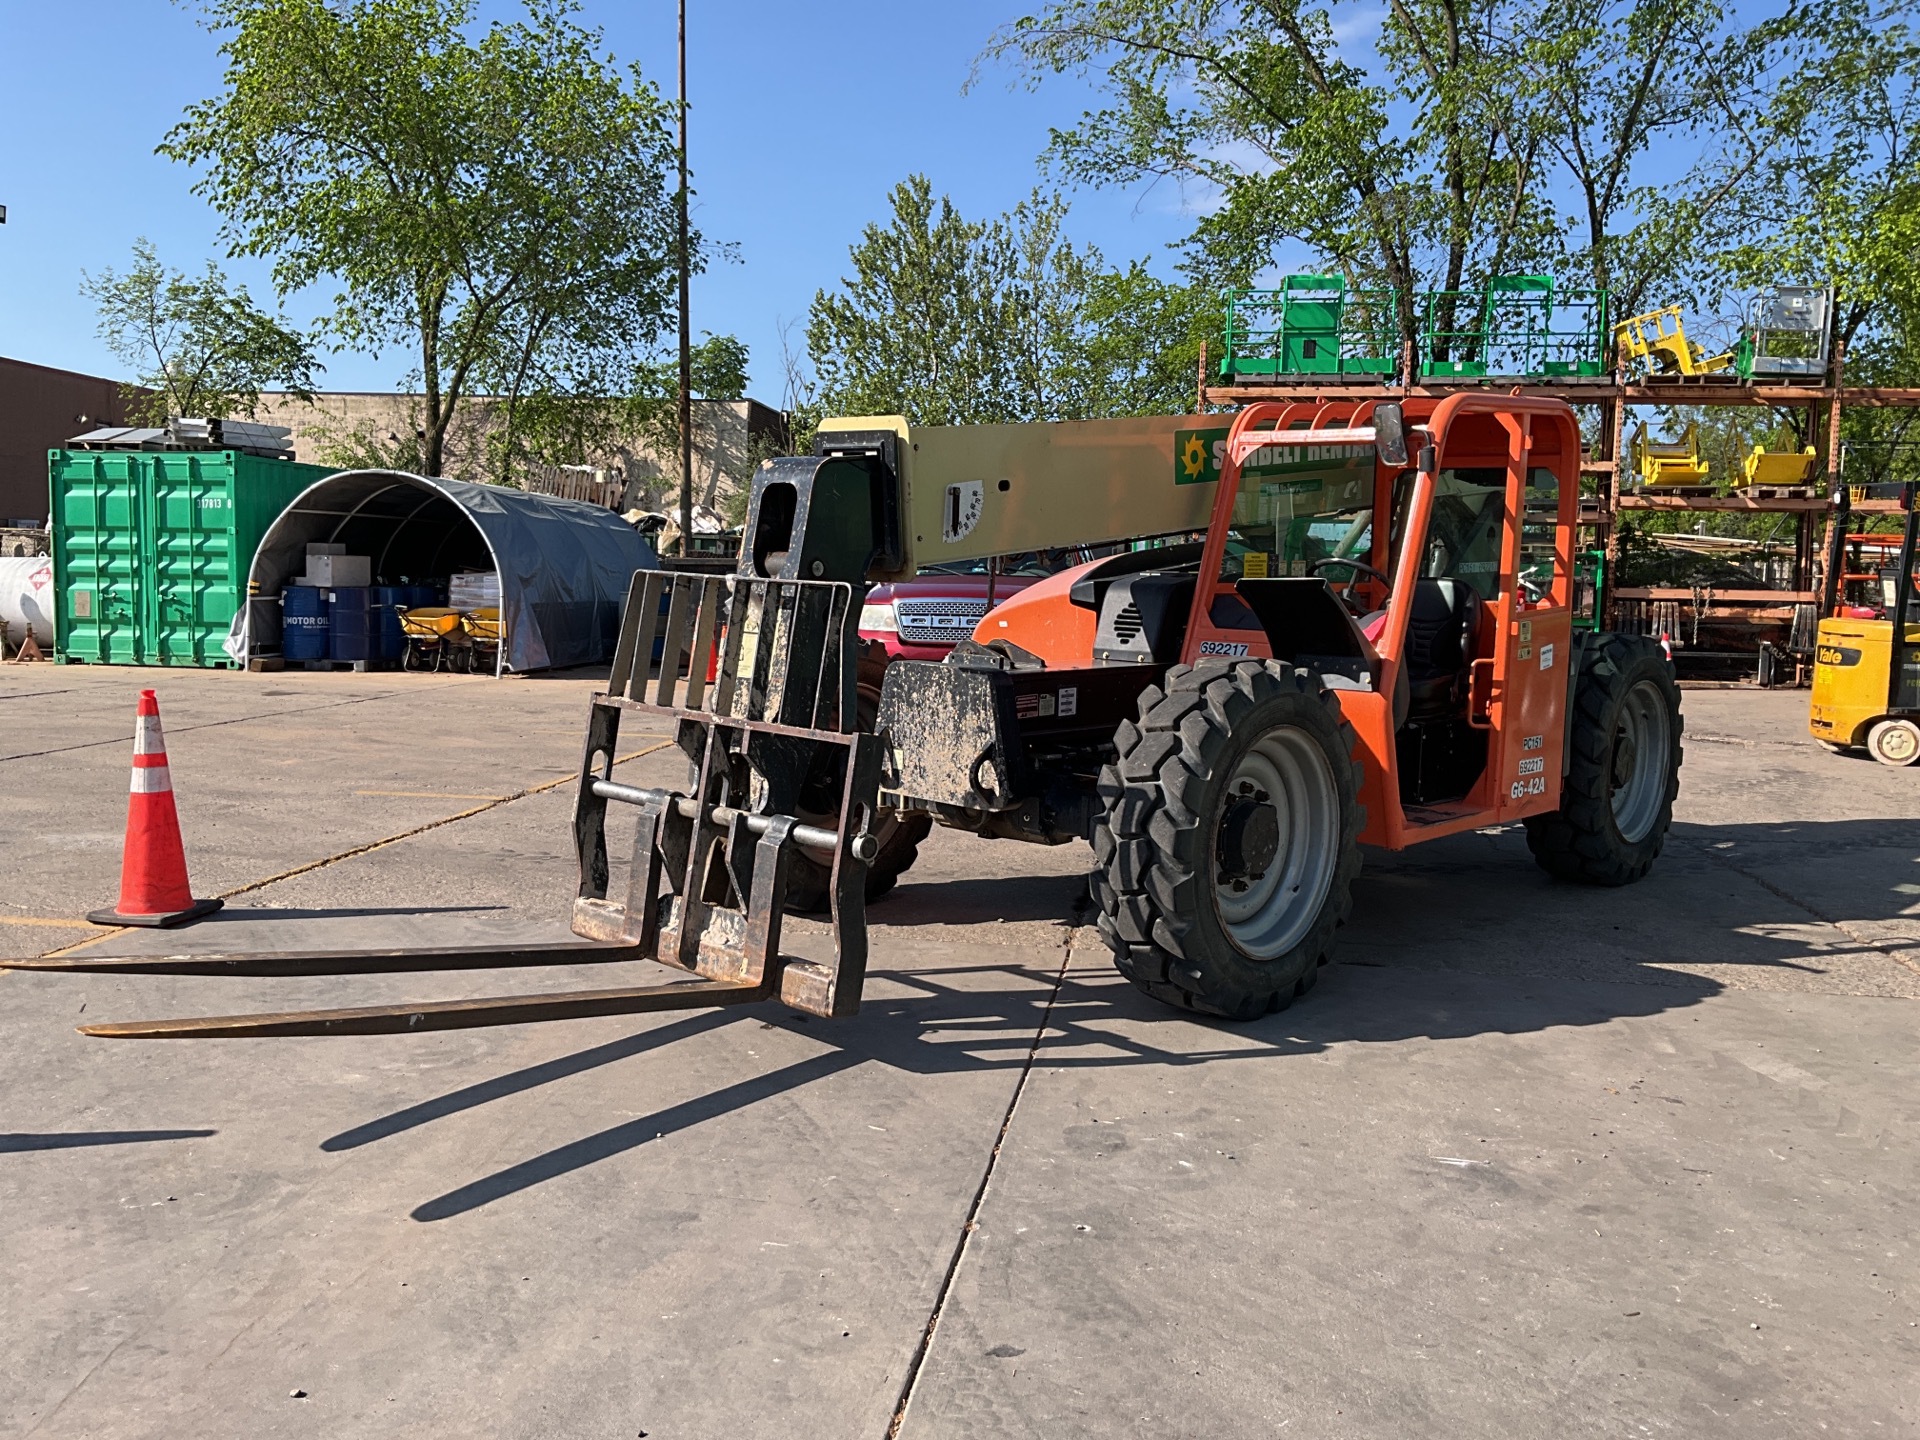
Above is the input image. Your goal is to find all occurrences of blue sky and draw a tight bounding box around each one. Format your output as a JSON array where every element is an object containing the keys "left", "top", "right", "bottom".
[{"left": 0, "top": 0, "right": 1222, "bottom": 405}]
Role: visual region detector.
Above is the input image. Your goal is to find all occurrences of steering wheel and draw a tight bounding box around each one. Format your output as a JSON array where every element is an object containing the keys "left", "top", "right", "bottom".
[{"left": 1309, "top": 556, "right": 1393, "bottom": 615}]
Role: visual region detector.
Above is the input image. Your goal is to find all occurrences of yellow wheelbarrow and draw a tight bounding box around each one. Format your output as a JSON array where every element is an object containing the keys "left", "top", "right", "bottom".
[
  {"left": 398, "top": 606, "right": 464, "bottom": 673},
  {"left": 461, "top": 607, "right": 504, "bottom": 674}
]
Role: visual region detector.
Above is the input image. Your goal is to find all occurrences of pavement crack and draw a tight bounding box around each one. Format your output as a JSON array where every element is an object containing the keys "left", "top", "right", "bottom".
[
  {"left": 0, "top": 684, "right": 467, "bottom": 765},
  {"left": 1688, "top": 839, "right": 1920, "bottom": 977},
  {"left": 886, "top": 887, "right": 1090, "bottom": 1439},
  {"left": 34, "top": 739, "right": 673, "bottom": 959}
]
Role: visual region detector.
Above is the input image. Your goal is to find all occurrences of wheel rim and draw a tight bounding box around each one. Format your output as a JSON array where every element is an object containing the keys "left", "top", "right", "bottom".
[
  {"left": 1872, "top": 720, "right": 1920, "bottom": 764},
  {"left": 1610, "top": 679, "right": 1671, "bottom": 843},
  {"left": 1212, "top": 726, "right": 1339, "bottom": 960}
]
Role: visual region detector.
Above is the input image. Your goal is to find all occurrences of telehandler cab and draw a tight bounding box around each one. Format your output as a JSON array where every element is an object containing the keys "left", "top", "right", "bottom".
[{"left": 11, "top": 395, "right": 1682, "bottom": 1035}]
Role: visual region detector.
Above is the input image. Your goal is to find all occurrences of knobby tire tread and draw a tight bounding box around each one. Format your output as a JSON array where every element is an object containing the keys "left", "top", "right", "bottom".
[
  {"left": 1523, "top": 633, "right": 1683, "bottom": 886},
  {"left": 1093, "top": 659, "right": 1365, "bottom": 1021}
]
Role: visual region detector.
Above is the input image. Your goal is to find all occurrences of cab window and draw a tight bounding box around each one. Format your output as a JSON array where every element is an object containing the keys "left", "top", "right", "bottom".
[
  {"left": 1516, "top": 466, "right": 1566, "bottom": 607},
  {"left": 1421, "top": 468, "right": 1507, "bottom": 599}
]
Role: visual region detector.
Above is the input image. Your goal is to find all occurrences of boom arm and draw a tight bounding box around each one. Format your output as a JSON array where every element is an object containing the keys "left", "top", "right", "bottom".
[{"left": 816, "top": 414, "right": 1223, "bottom": 580}]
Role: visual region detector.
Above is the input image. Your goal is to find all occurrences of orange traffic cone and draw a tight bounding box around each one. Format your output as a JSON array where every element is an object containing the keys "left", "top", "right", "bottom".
[{"left": 86, "top": 690, "right": 223, "bottom": 928}]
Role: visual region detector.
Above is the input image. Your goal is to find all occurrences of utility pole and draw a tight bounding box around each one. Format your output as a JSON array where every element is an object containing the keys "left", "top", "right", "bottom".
[{"left": 676, "top": 0, "right": 692, "bottom": 553}]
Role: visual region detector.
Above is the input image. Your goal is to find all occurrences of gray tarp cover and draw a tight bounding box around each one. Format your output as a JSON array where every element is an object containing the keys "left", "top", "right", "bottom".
[{"left": 248, "top": 469, "right": 657, "bottom": 672}]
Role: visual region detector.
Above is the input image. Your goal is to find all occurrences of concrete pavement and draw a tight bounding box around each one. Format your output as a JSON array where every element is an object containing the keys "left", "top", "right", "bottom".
[{"left": 1, "top": 666, "right": 1914, "bottom": 1437}]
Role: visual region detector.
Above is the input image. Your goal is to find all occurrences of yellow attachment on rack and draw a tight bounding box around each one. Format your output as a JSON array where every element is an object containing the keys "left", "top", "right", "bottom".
[
  {"left": 461, "top": 607, "right": 504, "bottom": 643},
  {"left": 1614, "top": 305, "right": 1736, "bottom": 378},
  {"left": 1738, "top": 444, "right": 1819, "bottom": 488},
  {"left": 1631, "top": 422, "right": 1711, "bottom": 487}
]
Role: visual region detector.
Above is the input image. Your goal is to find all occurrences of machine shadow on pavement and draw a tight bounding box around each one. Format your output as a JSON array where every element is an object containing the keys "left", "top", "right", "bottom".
[
  {"left": 324, "top": 953, "right": 1724, "bottom": 1224},
  {"left": 1669, "top": 816, "right": 1920, "bottom": 860},
  {"left": 354, "top": 809, "right": 1920, "bottom": 1223},
  {"left": 45, "top": 810, "right": 1907, "bottom": 1223}
]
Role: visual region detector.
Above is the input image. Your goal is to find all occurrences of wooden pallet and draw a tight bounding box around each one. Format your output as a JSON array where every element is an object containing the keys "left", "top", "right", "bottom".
[{"left": 1735, "top": 485, "right": 1819, "bottom": 500}]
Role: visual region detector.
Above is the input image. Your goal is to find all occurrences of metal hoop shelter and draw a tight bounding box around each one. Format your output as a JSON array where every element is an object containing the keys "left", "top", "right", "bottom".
[{"left": 246, "top": 469, "right": 658, "bottom": 673}]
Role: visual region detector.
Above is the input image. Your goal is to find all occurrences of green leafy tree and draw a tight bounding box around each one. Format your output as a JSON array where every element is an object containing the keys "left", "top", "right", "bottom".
[
  {"left": 981, "top": 1, "right": 1558, "bottom": 346},
  {"left": 1712, "top": 0, "right": 1920, "bottom": 489},
  {"left": 497, "top": 332, "right": 751, "bottom": 504},
  {"left": 808, "top": 176, "right": 1098, "bottom": 424},
  {"left": 1508, "top": 0, "right": 1778, "bottom": 319},
  {"left": 807, "top": 175, "right": 1215, "bottom": 426},
  {"left": 164, "top": 0, "right": 686, "bottom": 477},
  {"left": 1076, "top": 262, "right": 1225, "bottom": 415},
  {"left": 81, "top": 238, "right": 319, "bottom": 423},
  {"left": 982, "top": 1, "right": 1796, "bottom": 344},
  {"left": 1719, "top": 1, "right": 1920, "bottom": 356}
]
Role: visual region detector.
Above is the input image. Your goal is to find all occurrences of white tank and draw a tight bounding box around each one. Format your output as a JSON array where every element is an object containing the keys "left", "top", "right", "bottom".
[{"left": 0, "top": 556, "right": 56, "bottom": 646}]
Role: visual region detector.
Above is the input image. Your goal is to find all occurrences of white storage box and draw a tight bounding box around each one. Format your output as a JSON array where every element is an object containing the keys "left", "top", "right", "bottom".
[
  {"left": 449, "top": 570, "right": 501, "bottom": 608},
  {"left": 306, "top": 554, "right": 371, "bottom": 587}
]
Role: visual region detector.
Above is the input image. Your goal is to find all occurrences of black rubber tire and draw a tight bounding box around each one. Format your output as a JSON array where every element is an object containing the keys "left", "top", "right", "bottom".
[
  {"left": 785, "top": 644, "right": 931, "bottom": 913},
  {"left": 1524, "top": 633, "right": 1683, "bottom": 886},
  {"left": 1091, "top": 658, "right": 1365, "bottom": 1021}
]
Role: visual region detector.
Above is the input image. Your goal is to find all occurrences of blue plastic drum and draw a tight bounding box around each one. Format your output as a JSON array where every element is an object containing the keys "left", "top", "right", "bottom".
[
  {"left": 370, "top": 585, "right": 406, "bottom": 663},
  {"left": 328, "top": 586, "right": 371, "bottom": 663},
  {"left": 282, "top": 584, "right": 329, "bottom": 662}
]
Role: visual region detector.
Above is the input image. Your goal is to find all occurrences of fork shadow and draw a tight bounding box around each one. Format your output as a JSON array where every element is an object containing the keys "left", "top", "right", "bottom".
[
  {"left": 1, "top": 1128, "right": 215, "bottom": 1152},
  {"left": 204, "top": 906, "right": 511, "bottom": 921},
  {"left": 366, "top": 952, "right": 1722, "bottom": 1222}
]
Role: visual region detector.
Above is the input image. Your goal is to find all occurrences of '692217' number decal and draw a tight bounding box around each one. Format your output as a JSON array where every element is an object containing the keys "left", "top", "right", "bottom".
[{"left": 1198, "top": 640, "right": 1251, "bottom": 657}]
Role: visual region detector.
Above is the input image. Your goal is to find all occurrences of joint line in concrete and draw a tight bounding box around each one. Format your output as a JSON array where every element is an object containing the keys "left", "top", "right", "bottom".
[
  {"left": 1691, "top": 840, "right": 1920, "bottom": 977},
  {"left": 886, "top": 892, "right": 1090, "bottom": 1439}
]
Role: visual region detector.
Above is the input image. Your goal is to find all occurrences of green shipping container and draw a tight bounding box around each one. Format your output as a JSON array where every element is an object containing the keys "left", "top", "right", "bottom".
[{"left": 51, "top": 448, "right": 335, "bottom": 668}]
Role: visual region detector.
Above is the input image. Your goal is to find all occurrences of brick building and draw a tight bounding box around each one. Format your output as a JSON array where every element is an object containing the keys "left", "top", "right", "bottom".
[{"left": 0, "top": 357, "right": 135, "bottom": 525}]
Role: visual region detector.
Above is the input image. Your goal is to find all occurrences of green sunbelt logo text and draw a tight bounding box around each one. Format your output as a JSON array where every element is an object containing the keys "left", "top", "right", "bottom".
[{"left": 1175, "top": 427, "right": 1372, "bottom": 486}]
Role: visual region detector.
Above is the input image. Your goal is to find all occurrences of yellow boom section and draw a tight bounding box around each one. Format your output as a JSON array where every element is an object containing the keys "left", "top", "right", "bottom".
[{"left": 818, "top": 413, "right": 1229, "bottom": 579}]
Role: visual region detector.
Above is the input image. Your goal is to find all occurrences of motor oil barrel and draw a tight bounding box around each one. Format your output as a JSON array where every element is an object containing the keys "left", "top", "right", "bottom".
[{"left": 282, "top": 584, "right": 329, "bottom": 662}]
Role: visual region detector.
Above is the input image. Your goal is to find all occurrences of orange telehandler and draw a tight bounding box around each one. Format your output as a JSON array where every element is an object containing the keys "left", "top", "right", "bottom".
[{"left": 10, "top": 395, "right": 1682, "bottom": 1033}]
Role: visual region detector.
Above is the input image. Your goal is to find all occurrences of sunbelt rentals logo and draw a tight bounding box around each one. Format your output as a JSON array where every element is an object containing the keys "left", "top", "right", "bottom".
[
  {"left": 1175, "top": 427, "right": 1228, "bottom": 485},
  {"left": 1174, "top": 426, "right": 1372, "bottom": 486}
]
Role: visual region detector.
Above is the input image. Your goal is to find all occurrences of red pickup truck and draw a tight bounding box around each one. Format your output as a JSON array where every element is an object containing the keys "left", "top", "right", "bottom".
[{"left": 858, "top": 554, "right": 1076, "bottom": 660}]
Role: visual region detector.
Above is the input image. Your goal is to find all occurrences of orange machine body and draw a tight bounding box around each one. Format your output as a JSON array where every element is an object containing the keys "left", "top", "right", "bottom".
[{"left": 972, "top": 394, "right": 1584, "bottom": 852}]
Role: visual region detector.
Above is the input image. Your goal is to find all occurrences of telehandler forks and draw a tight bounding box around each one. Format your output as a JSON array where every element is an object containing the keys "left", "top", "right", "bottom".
[{"left": 8, "top": 560, "right": 888, "bottom": 1038}]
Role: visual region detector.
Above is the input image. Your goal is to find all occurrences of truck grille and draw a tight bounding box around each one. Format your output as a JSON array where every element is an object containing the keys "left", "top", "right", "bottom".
[{"left": 896, "top": 597, "right": 991, "bottom": 644}]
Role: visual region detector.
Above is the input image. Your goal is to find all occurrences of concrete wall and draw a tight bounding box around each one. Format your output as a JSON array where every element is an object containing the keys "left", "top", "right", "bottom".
[
  {"left": 0, "top": 357, "right": 136, "bottom": 525},
  {"left": 0, "top": 362, "right": 787, "bottom": 524},
  {"left": 251, "top": 393, "right": 788, "bottom": 512}
]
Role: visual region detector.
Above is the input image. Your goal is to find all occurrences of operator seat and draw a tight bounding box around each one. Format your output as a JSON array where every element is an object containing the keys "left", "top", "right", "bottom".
[
  {"left": 1401, "top": 579, "right": 1481, "bottom": 721},
  {"left": 1357, "top": 578, "right": 1481, "bottom": 729}
]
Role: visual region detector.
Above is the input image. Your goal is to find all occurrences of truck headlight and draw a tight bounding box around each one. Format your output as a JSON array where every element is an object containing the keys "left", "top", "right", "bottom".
[{"left": 859, "top": 601, "right": 898, "bottom": 633}]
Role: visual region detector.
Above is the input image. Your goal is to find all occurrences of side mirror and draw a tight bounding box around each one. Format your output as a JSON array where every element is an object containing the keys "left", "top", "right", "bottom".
[{"left": 1372, "top": 402, "right": 1409, "bottom": 468}]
